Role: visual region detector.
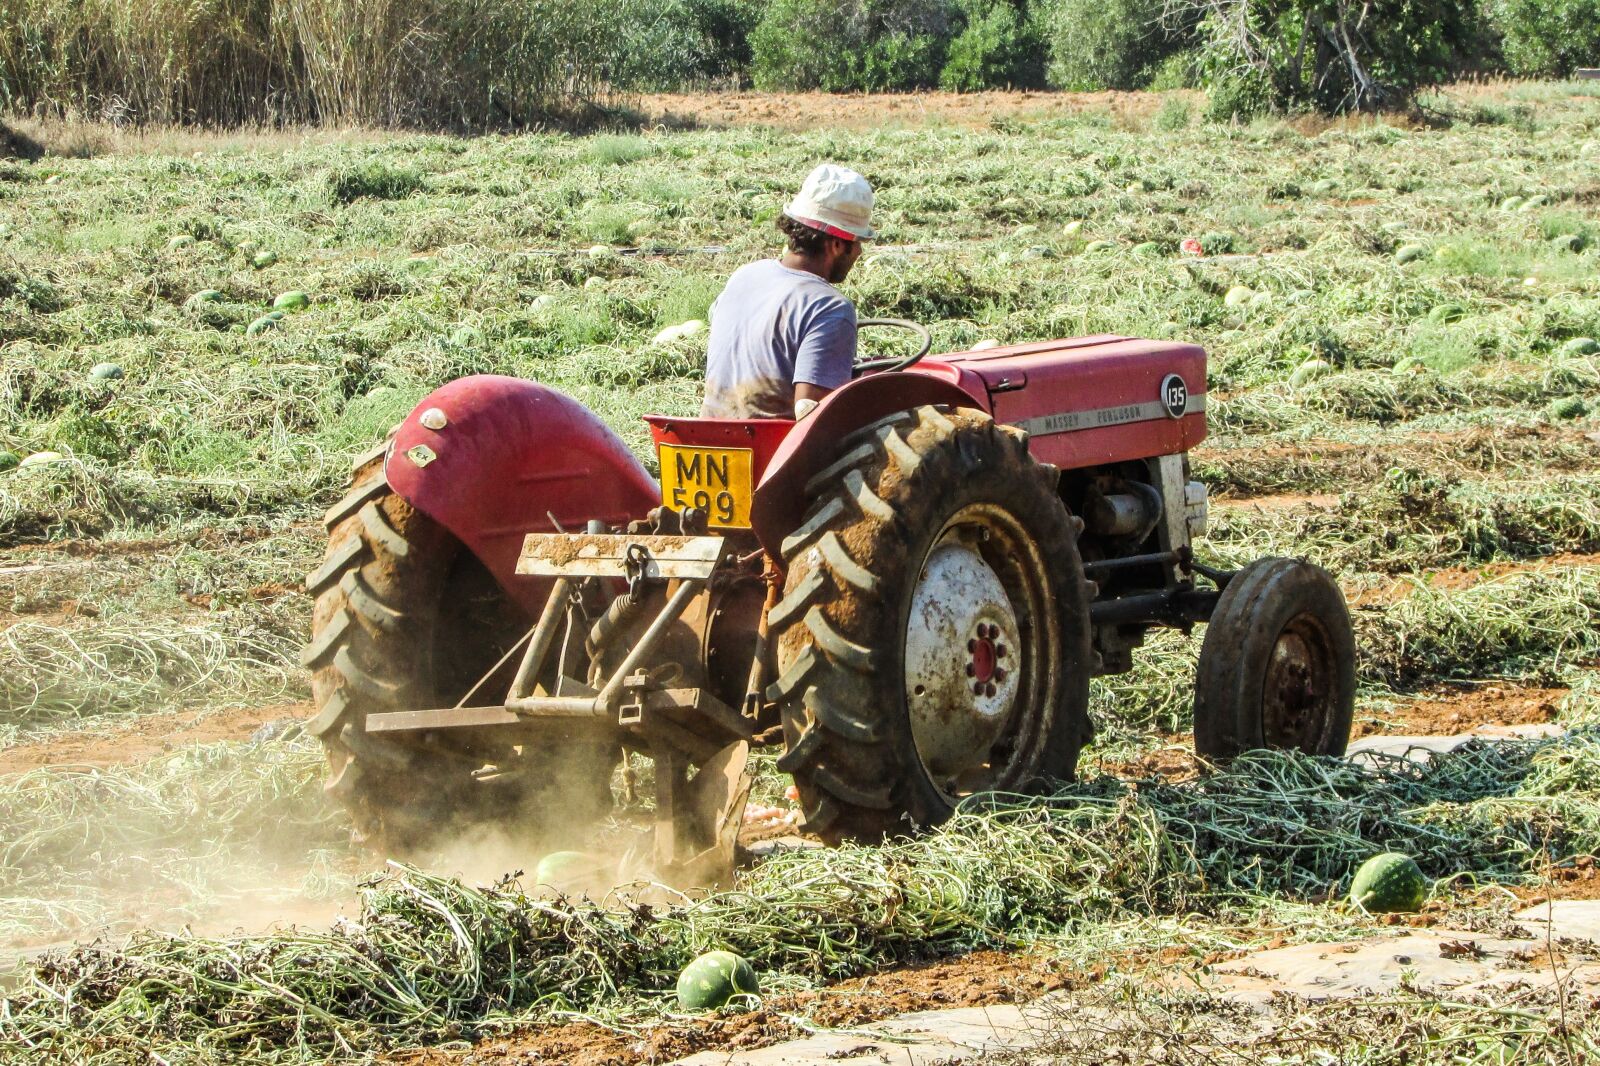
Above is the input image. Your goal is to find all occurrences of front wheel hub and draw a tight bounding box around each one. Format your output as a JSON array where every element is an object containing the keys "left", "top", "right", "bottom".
[{"left": 904, "top": 538, "right": 1021, "bottom": 781}]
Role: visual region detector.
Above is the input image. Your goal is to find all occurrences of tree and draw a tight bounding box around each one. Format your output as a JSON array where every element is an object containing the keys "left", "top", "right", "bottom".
[{"left": 1171, "top": 0, "right": 1484, "bottom": 115}]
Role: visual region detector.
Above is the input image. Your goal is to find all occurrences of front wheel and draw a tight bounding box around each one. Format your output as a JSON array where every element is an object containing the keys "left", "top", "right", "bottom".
[
  {"left": 1193, "top": 557, "right": 1355, "bottom": 760},
  {"left": 767, "top": 405, "right": 1093, "bottom": 844}
]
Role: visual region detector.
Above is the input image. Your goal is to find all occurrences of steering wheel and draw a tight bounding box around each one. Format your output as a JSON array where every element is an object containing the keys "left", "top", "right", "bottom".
[{"left": 854, "top": 318, "right": 932, "bottom": 374}]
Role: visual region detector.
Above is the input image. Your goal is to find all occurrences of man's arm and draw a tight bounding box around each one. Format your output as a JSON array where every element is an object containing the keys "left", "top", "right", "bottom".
[{"left": 792, "top": 303, "right": 857, "bottom": 417}]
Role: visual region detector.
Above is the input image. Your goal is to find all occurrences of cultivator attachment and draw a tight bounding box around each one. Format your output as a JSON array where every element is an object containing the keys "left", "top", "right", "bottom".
[{"left": 364, "top": 532, "right": 758, "bottom": 885}]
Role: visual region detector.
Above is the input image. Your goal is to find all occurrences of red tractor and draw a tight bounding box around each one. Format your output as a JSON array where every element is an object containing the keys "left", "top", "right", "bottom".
[{"left": 303, "top": 325, "right": 1355, "bottom": 880}]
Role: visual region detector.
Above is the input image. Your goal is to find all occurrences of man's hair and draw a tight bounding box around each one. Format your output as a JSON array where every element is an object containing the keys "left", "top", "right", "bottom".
[{"left": 777, "top": 213, "right": 839, "bottom": 256}]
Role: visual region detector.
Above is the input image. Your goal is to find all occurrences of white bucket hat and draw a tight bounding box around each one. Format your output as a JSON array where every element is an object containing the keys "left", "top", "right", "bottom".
[{"left": 784, "top": 163, "right": 875, "bottom": 241}]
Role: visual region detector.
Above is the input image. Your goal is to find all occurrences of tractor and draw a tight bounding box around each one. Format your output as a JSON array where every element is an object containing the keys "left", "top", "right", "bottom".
[{"left": 303, "top": 323, "right": 1356, "bottom": 882}]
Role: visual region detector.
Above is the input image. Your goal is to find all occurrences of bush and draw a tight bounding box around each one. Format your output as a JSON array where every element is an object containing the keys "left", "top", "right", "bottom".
[
  {"left": 750, "top": 0, "right": 958, "bottom": 91},
  {"left": 1041, "top": 0, "right": 1191, "bottom": 91},
  {"left": 939, "top": 0, "right": 1047, "bottom": 91},
  {"left": 1183, "top": 0, "right": 1486, "bottom": 115},
  {"left": 1489, "top": 0, "right": 1600, "bottom": 79}
]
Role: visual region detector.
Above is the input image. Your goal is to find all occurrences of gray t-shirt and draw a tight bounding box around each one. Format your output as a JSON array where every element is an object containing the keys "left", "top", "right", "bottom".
[{"left": 701, "top": 259, "right": 857, "bottom": 419}]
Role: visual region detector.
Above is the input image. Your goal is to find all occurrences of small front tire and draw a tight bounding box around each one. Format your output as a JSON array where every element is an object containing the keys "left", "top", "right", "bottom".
[{"left": 1193, "top": 557, "right": 1355, "bottom": 760}]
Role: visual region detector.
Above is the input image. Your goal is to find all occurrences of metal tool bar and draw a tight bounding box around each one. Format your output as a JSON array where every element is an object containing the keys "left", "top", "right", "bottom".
[
  {"left": 501, "top": 695, "right": 610, "bottom": 717},
  {"left": 1089, "top": 588, "right": 1219, "bottom": 627},
  {"left": 1082, "top": 550, "right": 1183, "bottom": 576},
  {"left": 367, "top": 705, "right": 528, "bottom": 733},
  {"left": 516, "top": 534, "right": 727, "bottom": 579},
  {"left": 595, "top": 578, "right": 705, "bottom": 712},
  {"left": 507, "top": 576, "right": 574, "bottom": 702}
]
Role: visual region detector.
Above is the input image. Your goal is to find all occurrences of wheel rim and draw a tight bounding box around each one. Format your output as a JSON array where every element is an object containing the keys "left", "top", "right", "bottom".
[
  {"left": 902, "top": 503, "right": 1057, "bottom": 800},
  {"left": 1261, "top": 613, "right": 1338, "bottom": 751}
]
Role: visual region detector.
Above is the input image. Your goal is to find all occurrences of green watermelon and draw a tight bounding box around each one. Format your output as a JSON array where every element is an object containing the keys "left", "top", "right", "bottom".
[
  {"left": 676, "top": 950, "right": 760, "bottom": 1010},
  {"left": 1131, "top": 241, "right": 1164, "bottom": 256},
  {"left": 1224, "top": 285, "right": 1254, "bottom": 308},
  {"left": 1549, "top": 396, "right": 1588, "bottom": 420},
  {"left": 1199, "top": 231, "right": 1236, "bottom": 255},
  {"left": 1309, "top": 179, "right": 1338, "bottom": 196},
  {"left": 18, "top": 451, "right": 66, "bottom": 471},
  {"left": 1518, "top": 194, "right": 1548, "bottom": 212},
  {"left": 273, "top": 291, "right": 310, "bottom": 312},
  {"left": 1499, "top": 195, "right": 1525, "bottom": 212},
  {"left": 1550, "top": 234, "right": 1584, "bottom": 254},
  {"left": 251, "top": 250, "right": 277, "bottom": 269},
  {"left": 167, "top": 234, "right": 196, "bottom": 250},
  {"left": 534, "top": 851, "right": 601, "bottom": 886},
  {"left": 1290, "top": 359, "right": 1332, "bottom": 387},
  {"left": 88, "top": 362, "right": 124, "bottom": 382},
  {"left": 1061, "top": 220, "right": 1085, "bottom": 238},
  {"left": 1427, "top": 303, "right": 1465, "bottom": 324},
  {"left": 1084, "top": 240, "right": 1118, "bottom": 253},
  {"left": 1561, "top": 337, "right": 1598, "bottom": 357},
  {"left": 186, "top": 289, "right": 225, "bottom": 308},
  {"left": 246, "top": 313, "right": 283, "bottom": 337},
  {"left": 1394, "top": 244, "right": 1426, "bottom": 264},
  {"left": 1349, "top": 852, "right": 1427, "bottom": 913},
  {"left": 1022, "top": 245, "right": 1056, "bottom": 260}
]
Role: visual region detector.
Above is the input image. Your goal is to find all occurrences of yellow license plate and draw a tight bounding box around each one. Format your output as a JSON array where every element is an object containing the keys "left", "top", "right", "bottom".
[{"left": 659, "top": 445, "right": 753, "bottom": 529}]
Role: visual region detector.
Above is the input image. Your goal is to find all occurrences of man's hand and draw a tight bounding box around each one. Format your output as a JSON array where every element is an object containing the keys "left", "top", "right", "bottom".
[{"left": 794, "top": 382, "right": 832, "bottom": 419}]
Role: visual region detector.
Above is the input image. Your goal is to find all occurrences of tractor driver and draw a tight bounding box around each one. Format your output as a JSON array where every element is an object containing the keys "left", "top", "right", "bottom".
[{"left": 701, "top": 164, "right": 875, "bottom": 420}]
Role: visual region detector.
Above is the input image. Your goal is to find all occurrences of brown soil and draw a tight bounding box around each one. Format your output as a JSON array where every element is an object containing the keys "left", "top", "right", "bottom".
[
  {"left": 0, "top": 702, "right": 309, "bottom": 776},
  {"left": 638, "top": 89, "right": 1180, "bottom": 131},
  {"left": 1211, "top": 493, "right": 1340, "bottom": 513},
  {"left": 1348, "top": 552, "right": 1600, "bottom": 608},
  {"left": 1517, "top": 857, "right": 1600, "bottom": 904},
  {"left": 1089, "top": 737, "right": 1203, "bottom": 783},
  {"left": 1351, "top": 683, "right": 1565, "bottom": 739},
  {"left": 386, "top": 950, "right": 1073, "bottom": 1066}
]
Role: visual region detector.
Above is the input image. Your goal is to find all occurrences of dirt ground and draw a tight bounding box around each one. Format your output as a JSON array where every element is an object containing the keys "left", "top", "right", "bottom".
[
  {"left": 639, "top": 89, "right": 1179, "bottom": 131},
  {"left": 386, "top": 951, "right": 1072, "bottom": 1066},
  {"left": 0, "top": 702, "right": 308, "bottom": 775}
]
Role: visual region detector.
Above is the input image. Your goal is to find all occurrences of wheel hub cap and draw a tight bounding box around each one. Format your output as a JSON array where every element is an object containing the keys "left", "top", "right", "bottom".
[{"left": 904, "top": 541, "right": 1021, "bottom": 780}]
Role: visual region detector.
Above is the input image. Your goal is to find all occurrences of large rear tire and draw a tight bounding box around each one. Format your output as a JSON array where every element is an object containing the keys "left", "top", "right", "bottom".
[
  {"left": 303, "top": 444, "right": 611, "bottom": 849},
  {"left": 767, "top": 406, "right": 1093, "bottom": 844},
  {"left": 1193, "top": 557, "right": 1355, "bottom": 760}
]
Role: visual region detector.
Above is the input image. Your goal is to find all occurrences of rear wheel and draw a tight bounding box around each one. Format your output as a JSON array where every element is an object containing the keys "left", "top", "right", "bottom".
[
  {"left": 303, "top": 444, "right": 612, "bottom": 849},
  {"left": 1193, "top": 557, "right": 1355, "bottom": 760},
  {"left": 768, "top": 406, "right": 1093, "bottom": 844}
]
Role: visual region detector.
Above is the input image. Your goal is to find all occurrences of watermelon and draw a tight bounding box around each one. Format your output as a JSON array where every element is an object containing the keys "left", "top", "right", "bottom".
[
  {"left": 251, "top": 250, "right": 277, "bottom": 269},
  {"left": 1310, "top": 179, "right": 1338, "bottom": 196},
  {"left": 970, "top": 339, "right": 1001, "bottom": 351},
  {"left": 273, "top": 291, "right": 310, "bottom": 312},
  {"left": 1561, "top": 337, "right": 1598, "bottom": 357},
  {"left": 534, "top": 851, "right": 606, "bottom": 886},
  {"left": 1549, "top": 396, "right": 1589, "bottom": 420},
  {"left": 1084, "top": 240, "right": 1118, "bottom": 253},
  {"left": 1349, "top": 852, "right": 1427, "bottom": 913},
  {"left": 1394, "top": 244, "right": 1426, "bottom": 264},
  {"left": 1013, "top": 223, "right": 1039, "bottom": 237},
  {"left": 246, "top": 313, "right": 283, "bottom": 337},
  {"left": 18, "top": 451, "right": 66, "bottom": 470},
  {"left": 1427, "top": 303, "right": 1465, "bottom": 324},
  {"left": 583, "top": 276, "right": 605, "bottom": 290},
  {"left": 450, "top": 326, "right": 484, "bottom": 347},
  {"left": 167, "top": 234, "right": 196, "bottom": 250},
  {"left": 1132, "top": 241, "right": 1163, "bottom": 257},
  {"left": 1499, "top": 196, "right": 1524, "bottom": 212},
  {"left": 676, "top": 950, "right": 760, "bottom": 1010},
  {"left": 1290, "top": 359, "right": 1332, "bottom": 387},
  {"left": 1519, "top": 194, "right": 1548, "bottom": 212},
  {"left": 1061, "top": 220, "right": 1085, "bottom": 238},
  {"left": 1550, "top": 234, "right": 1583, "bottom": 254},
  {"left": 88, "top": 362, "right": 124, "bottom": 382},
  {"left": 1224, "top": 285, "right": 1254, "bottom": 308},
  {"left": 1022, "top": 245, "right": 1056, "bottom": 260},
  {"left": 1199, "top": 231, "right": 1235, "bottom": 255},
  {"left": 587, "top": 244, "right": 614, "bottom": 259},
  {"left": 186, "top": 289, "right": 225, "bottom": 308},
  {"left": 0, "top": 451, "right": 19, "bottom": 472},
  {"left": 531, "top": 294, "right": 557, "bottom": 312}
]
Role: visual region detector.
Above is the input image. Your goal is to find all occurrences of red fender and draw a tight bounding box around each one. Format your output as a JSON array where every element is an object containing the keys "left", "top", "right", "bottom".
[
  {"left": 749, "top": 365, "right": 990, "bottom": 560},
  {"left": 385, "top": 375, "right": 659, "bottom": 614}
]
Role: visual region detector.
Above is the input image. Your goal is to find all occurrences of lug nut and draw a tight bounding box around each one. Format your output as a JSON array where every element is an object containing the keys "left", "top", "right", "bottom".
[
  {"left": 967, "top": 638, "right": 977, "bottom": 653},
  {"left": 965, "top": 663, "right": 975, "bottom": 677},
  {"left": 996, "top": 644, "right": 1007, "bottom": 659},
  {"left": 985, "top": 683, "right": 997, "bottom": 697},
  {"left": 994, "top": 667, "right": 1007, "bottom": 683},
  {"left": 972, "top": 682, "right": 985, "bottom": 695}
]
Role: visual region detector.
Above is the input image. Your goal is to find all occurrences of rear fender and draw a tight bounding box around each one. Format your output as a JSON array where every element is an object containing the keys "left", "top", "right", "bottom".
[
  {"left": 749, "top": 367, "right": 987, "bottom": 560},
  {"left": 385, "top": 375, "right": 659, "bottom": 614}
]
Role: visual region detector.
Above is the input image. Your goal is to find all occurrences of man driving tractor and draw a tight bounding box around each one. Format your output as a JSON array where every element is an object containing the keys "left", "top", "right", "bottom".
[{"left": 701, "top": 164, "right": 875, "bottom": 420}]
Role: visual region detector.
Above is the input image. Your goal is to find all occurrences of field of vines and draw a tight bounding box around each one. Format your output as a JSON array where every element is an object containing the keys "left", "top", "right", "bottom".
[{"left": 2, "top": 80, "right": 1599, "bottom": 1063}]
